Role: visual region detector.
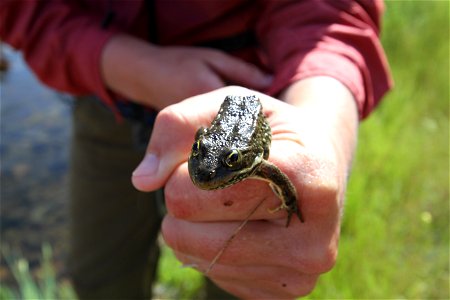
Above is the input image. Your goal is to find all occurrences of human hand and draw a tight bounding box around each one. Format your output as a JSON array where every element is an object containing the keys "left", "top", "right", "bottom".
[
  {"left": 132, "top": 80, "right": 358, "bottom": 298},
  {"left": 101, "top": 34, "right": 272, "bottom": 110}
]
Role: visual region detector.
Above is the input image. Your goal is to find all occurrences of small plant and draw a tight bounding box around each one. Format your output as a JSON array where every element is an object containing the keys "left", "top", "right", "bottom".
[
  {"left": 0, "top": 243, "right": 76, "bottom": 300},
  {"left": 154, "top": 245, "right": 204, "bottom": 300}
]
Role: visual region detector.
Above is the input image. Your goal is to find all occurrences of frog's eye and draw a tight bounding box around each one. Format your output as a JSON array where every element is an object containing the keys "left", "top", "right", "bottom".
[
  {"left": 192, "top": 140, "right": 201, "bottom": 157},
  {"left": 224, "top": 149, "right": 241, "bottom": 168}
]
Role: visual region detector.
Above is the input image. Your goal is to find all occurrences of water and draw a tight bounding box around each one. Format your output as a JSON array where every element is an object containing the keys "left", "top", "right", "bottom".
[{"left": 0, "top": 45, "right": 72, "bottom": 280}]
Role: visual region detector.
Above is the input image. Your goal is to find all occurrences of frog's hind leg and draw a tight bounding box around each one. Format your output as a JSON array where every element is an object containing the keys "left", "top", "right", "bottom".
[
  {"left": 267, "top": 183, "right": 288, "bottom": 211},
  {"left": 267, "top": 183, "right": 300, "bottom": 227},
  {"left": 253, "top": 161, "right": 304, "bottom": 227}
]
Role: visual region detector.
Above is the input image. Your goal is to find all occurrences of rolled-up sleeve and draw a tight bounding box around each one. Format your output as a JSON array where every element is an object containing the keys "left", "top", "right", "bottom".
[
  {"left": 257, "top": 0, "right": 393, "bottom": 119},
  {"left": 0, "top": 0, "right": 124, "bottom": 108}
]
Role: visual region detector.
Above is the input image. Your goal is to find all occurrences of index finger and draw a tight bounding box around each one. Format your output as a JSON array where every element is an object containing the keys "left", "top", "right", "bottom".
[{"left": 165, "top": 160, "right": 290, "bottom": 224}]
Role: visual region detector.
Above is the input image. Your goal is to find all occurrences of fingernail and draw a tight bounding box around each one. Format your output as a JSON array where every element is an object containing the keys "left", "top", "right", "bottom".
[{"left": 133, "top": 153, "right": 159, "bottom": 177}]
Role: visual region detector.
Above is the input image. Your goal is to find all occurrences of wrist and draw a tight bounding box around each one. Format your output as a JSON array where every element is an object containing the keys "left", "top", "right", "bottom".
[
  {"left": 280, "top": 76, "right": 359, "bottom": 182},
  {"left": 100, "top": 34, "right": 159, "bottom": 106}
]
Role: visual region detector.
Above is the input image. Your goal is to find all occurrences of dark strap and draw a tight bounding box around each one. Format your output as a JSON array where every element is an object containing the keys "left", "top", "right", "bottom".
[
  {"left": 196, "top": 30, "right": 257, "bottom": 52},
  {"left": 146, "top": 0, "right": 158, "bottom": 43}
]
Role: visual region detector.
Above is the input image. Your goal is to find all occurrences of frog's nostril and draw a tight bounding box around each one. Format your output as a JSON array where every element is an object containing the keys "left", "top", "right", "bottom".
[{"left": 195, "top": 168, "right": 216, "bottom": 183}]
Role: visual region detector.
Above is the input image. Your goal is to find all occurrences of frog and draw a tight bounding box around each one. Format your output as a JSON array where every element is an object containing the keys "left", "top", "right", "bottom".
[{"left": 188, "top": 94, "right": 304, "bottom": 227}]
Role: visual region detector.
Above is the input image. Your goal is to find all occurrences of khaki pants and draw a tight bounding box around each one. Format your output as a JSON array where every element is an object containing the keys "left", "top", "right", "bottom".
[{"left": 67, "top": 97, "right": 236, "bottom": 299}]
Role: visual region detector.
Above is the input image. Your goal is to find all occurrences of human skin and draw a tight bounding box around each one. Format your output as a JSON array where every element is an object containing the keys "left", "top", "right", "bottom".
[
  {"left": 101, "top": 34, "right": 273, "bottom": 110},
  {"left": 132, "top": 82, "right": 357, "bottom": 298},
  {"left": 102, "top": 34, "right": 358, "bottom": 299}
]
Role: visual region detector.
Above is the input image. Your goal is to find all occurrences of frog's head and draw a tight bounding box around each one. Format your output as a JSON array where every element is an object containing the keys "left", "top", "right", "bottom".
[{"left": 188, "top": 128, "right": 263, "bottom": 190}]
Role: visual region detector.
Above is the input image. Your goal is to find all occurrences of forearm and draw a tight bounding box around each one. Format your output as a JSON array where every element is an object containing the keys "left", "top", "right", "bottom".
[
  {"left": 100, "top": 34, "right": 223, "bottom": 110},
  {"left": 101, "top": 34, "right": 159, "bottom": 107},
  {"left": 101, "top": 34, "right": 273, "bottom": 110}
]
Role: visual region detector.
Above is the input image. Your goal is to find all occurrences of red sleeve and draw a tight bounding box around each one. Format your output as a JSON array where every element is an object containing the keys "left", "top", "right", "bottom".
[
  {"left": 256, "top": 0, "right": 393, "bottom": 119},
  {"left": 0, "top": 0, "right": 123, "bottom": 109}
]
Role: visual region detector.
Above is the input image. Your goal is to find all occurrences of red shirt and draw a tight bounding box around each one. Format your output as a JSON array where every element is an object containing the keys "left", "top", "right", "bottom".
[{"left": 0, "top": 0, "right": 392, "bottom": 119}]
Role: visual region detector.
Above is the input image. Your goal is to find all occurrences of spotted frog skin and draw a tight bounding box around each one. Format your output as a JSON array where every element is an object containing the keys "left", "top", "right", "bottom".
[{"left": 188, "top": 95, "right": 303, "bottom": 227}]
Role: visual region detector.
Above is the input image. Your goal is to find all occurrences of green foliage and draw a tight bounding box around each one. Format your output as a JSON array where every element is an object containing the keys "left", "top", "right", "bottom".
[
  {"left": 158, "top": 1, "right": 450, "bottom": 299},
  {"left": 305, "top": 1, "right": 449, "bottom": 298},
  {"left": 154, "top": 245, "right": 204, "bottom": 300},
  {"left": 2, "top": 1, "right": 448, "bottom": 299},
  {"left": 0, "top": 244, "right": 76, "bottom": 300}
]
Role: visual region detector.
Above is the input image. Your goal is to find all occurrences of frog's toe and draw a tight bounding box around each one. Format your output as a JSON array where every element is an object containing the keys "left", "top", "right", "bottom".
[
  {"left": 268, "top": 203, "right": 303, "bottom": 227},
  {"left": 267, "top": 203, "right": 288, "bottom": 214},
  {"left": 285, "top": 207, "right": 303, "bottom": 227},
  {"left": 296, "top": 207, "right": 304, "bottom": 223}
]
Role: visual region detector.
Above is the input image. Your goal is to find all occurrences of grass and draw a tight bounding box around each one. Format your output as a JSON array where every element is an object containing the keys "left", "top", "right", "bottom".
[
  {"left": 159, "top": 1, "right": 450, "bottom": 299},
  {"left": 154, "top": 245, "right": 204, "bottom": 299},
  {"left": 1, "top": 1, "right": 448, "bottom": 299},
  {"left": 0, "top": 244, "right": 76, "bottom": 300},
  {"left": 305, "top": 1, "right": 449, "bottom": 298}
]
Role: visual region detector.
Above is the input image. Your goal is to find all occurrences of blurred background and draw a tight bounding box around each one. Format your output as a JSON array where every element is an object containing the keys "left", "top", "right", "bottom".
[{"left": 0, "top": 1, "right": 448, "bottom": 299}]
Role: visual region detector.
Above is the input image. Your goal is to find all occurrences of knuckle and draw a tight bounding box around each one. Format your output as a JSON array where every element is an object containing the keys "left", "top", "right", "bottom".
[
  {"left": 151, "top": 109, "right": 178, "bottom": 151},
  {"left": 189, "top": 74, "right": 223, "bottom": 94},
  {"left": 287, "top": 237, "right": 338, "bottom": 275},
  {"left": 303, "top": 246, "right": 338, "bottom": 274},
  {"left": 275, "top": 273, "right": 319, "bottom": 298},
  {"left": 152, "top": 105, "right": 193, "bottom": 150},
  {"left": 302, "top": 160, "right": 342, "bottom": 218},
  {"left": 153, "top": 106, "right": 178, "bottom": 132},
  {"left": 318, "top": 246, "right": 338, "bottom": 273},
  {"left": 164, "top": 179, "right": 195, "bottom": 220},
  {"left": 294, "top": 275, "right": 319, "bottom": 297}
]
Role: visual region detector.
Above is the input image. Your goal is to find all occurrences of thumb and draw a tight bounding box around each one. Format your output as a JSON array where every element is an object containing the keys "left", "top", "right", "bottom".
[
  {"left": 131, "top": 106, "right": 197, "bottom": 191},
  {"left": 131, "top": 89, "right": 227, "bottom": 191},
  {"left": 131, "top": 86, "right": 252, "bottom": 191}
]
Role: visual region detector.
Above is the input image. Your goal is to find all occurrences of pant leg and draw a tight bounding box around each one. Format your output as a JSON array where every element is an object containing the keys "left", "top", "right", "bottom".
[
  {"left": 67, "top": 96, "right": 240, "bottom": 300},
  {"left": 67, "top": 97, "right": 163, "bottom": 299},
  {"left": 204, "top": 278, "right": 239, "bottom": 300}
]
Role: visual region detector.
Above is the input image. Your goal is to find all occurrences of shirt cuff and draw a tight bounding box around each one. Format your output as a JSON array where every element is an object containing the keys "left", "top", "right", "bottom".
[{"left": 268, "top": 49, "right": 382, "bottom": 119}]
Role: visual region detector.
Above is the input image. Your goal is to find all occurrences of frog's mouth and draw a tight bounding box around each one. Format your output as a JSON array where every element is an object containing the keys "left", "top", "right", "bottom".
[
  {"left": 188, "top": 155, "right": 262, "bottom": 190},
  {"left": 188, "top": 166, "right": 236, "bottom": 190}
]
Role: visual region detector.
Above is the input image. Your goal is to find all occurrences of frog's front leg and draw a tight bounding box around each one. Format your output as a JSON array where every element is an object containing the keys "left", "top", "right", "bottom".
[{"left": 253, "top": 160, "right": 304, "bottom": 227}]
